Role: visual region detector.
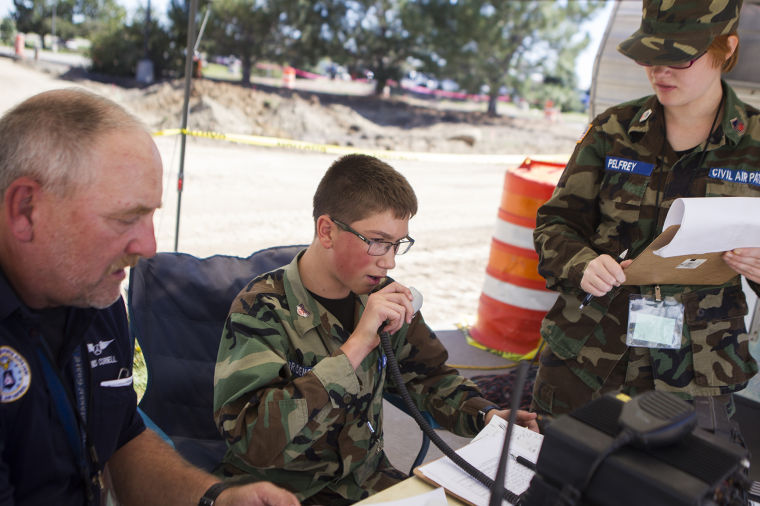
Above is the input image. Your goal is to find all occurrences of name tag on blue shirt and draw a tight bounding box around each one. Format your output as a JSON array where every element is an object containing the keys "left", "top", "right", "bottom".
[
  {"left": 605, "top": 156, "right": 654, "bottom": 176},
  {"left": 708, "top": 167, "right": 760, "bottom": 186}
]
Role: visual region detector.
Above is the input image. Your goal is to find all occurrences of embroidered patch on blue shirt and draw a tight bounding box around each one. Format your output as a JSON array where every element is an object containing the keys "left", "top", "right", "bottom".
[
  {"left": 605, "top": 156, "right": 655, "bottom": 176},
  {"left": 708, "top": 167, "right": 760, "bottom": 186}
]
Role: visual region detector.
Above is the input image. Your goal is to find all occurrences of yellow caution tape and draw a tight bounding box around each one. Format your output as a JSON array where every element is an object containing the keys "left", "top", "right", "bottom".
[{"left": 153, "top": 128, "right": 570, "bottom": 165}]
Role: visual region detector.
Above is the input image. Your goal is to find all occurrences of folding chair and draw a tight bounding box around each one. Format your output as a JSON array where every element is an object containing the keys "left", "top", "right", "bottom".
[
  {"left": 127, "top": 246, "right": 305, "bottom": 470},
  {"left": 127, "top": 246, "right": 435, "bottom": 474}
]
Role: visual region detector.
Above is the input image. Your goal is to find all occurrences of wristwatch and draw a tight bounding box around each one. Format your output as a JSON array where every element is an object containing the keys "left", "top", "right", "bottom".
[
  {"left": 477, "top": 405, "right": 500, "bottom": 429},
  {"left": 199, "top": 482, "right": 232, "bottom": 506}
]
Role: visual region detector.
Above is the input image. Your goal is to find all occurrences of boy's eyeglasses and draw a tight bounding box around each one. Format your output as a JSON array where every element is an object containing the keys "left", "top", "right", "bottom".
[
  {"left": 330, "top": 217, "right": 414, "bottom": 256},
  {"left": 636, "top": 52, "right": 705, "bottom": 70}
]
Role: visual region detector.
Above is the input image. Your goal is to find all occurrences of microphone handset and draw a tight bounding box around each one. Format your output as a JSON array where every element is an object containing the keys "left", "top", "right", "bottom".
[
  {"left": 409, "top": 286, "right": 423, "bottom": 315},
  {"left": 378, "top": 286, "right": 522, "bottom": 504}
]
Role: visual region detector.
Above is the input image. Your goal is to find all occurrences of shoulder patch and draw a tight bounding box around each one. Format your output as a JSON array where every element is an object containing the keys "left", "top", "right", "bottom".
[
  {"left": 730, "top": 117, "right": 745, "bottom": 134},
  {"left": 1, "top": 346, "right": 31, "bottom": 403}
]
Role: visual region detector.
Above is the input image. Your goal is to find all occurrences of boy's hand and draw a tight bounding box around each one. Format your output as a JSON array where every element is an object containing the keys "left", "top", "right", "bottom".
[
  {"left": 340, "top": 281, "right": 415, "bottom": 370},
  {"left": 487, "top": 409, "right": 540, "bottom": 433}
]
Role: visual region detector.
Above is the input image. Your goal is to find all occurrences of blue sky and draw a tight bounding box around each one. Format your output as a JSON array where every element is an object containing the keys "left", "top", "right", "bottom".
[{"left": 1, "top": 0, "right": 612, "bottom": 89}]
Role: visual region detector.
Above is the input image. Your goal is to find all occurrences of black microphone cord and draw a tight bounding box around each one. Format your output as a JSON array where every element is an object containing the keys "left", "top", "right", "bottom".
[
  {"left": 490, "top": 360, "right": 531, "bottom": 506},
  {"left": 379, "top": 330, "right": 522, "bottom": 505}
]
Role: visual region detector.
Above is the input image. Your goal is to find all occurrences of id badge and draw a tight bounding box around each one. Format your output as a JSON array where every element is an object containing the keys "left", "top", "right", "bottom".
[{"left": 626, "top": 294, "right": 684, "bottom": 349}]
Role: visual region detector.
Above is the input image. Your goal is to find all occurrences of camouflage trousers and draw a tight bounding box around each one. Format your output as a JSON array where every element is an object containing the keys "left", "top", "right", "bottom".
[
  {"left": 530, "top": 343, "right": 655, "bottom": 418},
  {"left": 530, "top": 344, "right": 741, "bottom": 427},
  {"left": 301, "top": 453, "right": 407, "bottom": 505}
]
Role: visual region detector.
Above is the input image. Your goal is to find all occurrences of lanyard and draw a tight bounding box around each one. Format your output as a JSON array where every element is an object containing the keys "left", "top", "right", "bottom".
[{"left": 37, "top": 342, "right": 103, "bottom": 504}]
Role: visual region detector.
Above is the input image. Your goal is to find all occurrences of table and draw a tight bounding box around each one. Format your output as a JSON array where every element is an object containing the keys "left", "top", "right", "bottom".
[{"left": 355, "top": 475, "right": 467, "bottom": 505}]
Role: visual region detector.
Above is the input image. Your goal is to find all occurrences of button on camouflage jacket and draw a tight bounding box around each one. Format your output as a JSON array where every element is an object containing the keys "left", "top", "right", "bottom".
[
  {"left": 534, "top": 81, "right": 759, "bottom": 398},
  {"left": 213, "top": 252, "right": 490, "bottom": 501}
]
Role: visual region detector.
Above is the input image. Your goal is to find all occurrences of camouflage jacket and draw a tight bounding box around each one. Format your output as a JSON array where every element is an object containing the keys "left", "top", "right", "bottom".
[
  {"left": 213, "top": 252, "right": 489, "bottom": 501},
  {"left": 534, "top": 81, "right": 759, "bottom": 398}
]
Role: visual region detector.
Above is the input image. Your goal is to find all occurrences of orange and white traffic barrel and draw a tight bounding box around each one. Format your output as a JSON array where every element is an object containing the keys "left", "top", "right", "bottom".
[
  {"left": 282, "top": 66, "right": 296, "bottom": 89},
  {"left": 469, "top": 158, "right": 565, "bottom": 358}
]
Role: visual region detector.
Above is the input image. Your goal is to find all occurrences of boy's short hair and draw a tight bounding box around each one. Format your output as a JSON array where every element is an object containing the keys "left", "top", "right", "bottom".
[{"left": 312, "top": 154, "right": 418, "bottom": 224}]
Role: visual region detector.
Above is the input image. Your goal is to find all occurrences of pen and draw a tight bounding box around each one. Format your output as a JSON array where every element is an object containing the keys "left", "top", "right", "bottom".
[
  {"left": 515, "top": 455, "right": 536, "bottom": 471},
  {"left": 578, "top": 249, "right": 628, "bottom": 310}
]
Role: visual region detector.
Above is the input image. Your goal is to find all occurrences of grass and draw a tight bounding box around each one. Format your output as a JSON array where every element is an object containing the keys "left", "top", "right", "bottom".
[
  {"left": 133, "top": 343, "right": 147, "bottom": 402},
  {"left": 201, "top": 62, "right": 242, "bottom": 81}
]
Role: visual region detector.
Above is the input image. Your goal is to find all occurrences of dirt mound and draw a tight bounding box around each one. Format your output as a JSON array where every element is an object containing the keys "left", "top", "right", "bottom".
[
  {"left": 0, "top": 58, "right": 585, "bottom": 155},
  {"left": 110, "top": 78, "right": 585, "bottom": 155}
]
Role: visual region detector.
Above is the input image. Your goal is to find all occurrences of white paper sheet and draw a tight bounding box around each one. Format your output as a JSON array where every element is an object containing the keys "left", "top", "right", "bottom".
[
  {"left": 416, "top": 417, "right": 544, "bottom": 506},
  {"left": 367, "top": 486, "right": 448, "bottom": 506},
  {"left": 654, "top": 197, "right": 760, "bottom": 257}
]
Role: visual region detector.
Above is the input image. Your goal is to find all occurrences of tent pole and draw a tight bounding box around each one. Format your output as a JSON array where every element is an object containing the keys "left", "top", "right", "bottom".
[{"left": 174, "top": 0, "right": 199, "bottom": 252}]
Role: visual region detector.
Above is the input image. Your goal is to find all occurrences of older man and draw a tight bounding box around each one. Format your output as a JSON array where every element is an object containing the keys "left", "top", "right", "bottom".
[{"left": 0, "top": 89, "right": 298, "bottom": 506}]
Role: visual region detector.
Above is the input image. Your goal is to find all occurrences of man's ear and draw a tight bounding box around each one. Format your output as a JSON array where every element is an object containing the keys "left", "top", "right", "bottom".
[
  {"left": 315, "top": 214, "right": 335, "bottom": 248},
  {"left": 4, "top": 177, "right": 40, "bottom": 242}
]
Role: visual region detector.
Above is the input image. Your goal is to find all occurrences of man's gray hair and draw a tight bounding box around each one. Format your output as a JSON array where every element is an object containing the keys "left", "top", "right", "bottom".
[{"left": 0, "top": 88, "right": 147, "bottom": 199}]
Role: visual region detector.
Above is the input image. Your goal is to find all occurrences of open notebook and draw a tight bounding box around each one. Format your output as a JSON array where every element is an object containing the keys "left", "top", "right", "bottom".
[{"left": 414, "top": 416, "right": 543, "bottom": 506}]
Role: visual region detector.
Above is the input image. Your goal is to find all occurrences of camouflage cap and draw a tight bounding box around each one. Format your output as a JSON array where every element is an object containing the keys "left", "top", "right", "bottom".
[{"left": 618, "top": 0, "right": 742, "bottom": 66}]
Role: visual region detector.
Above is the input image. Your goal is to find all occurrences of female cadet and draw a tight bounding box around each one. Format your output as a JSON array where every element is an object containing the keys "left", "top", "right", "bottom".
[{"left": 531, "top": 0, "right": 760, "bottom": 421}]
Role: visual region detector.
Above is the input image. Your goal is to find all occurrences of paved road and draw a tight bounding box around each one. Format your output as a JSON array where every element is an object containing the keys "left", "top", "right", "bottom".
[{"left": 0, "top": 44, "right": 90, "bottom": 68}]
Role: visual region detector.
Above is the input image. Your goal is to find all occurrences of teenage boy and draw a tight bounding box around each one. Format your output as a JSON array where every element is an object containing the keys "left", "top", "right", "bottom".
[{"left": 213, "top": 154, "right": 538, "bottom": 504}]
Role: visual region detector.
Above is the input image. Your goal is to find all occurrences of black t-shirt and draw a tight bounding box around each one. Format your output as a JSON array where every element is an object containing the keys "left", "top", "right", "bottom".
[{"left": 310, "top": 291, "right": 356, "bottom": 332}]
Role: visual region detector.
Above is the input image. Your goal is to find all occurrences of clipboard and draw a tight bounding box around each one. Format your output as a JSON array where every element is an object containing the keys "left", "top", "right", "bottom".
[
  {"left": 622, "top": 225, "right": 737, "bottom": 286},
  {"left": 413, "top": 466, "right": 476, "bottom": 506}
]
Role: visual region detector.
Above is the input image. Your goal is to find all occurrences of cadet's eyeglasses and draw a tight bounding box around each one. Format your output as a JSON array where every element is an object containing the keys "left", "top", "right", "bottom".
[
  {"left": 330, "top": 217, "right": 414, "bottom": 256},
  {"left": 637, "top": 52, "right": 705, "bottom": 70}
]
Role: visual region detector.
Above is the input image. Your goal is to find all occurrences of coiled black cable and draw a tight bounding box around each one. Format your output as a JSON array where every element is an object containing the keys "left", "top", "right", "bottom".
[{"left": 379, "top": 329, "right": 522, "bottom": 505}]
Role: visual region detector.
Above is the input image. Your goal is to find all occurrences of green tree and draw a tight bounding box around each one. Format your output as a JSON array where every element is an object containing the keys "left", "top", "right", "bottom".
[
  {"left": 12, "top": 0, "right": 124, "bottom": 48},
  {"left": 1, "top": 16, "right": 17, "bottom": 45},
  {"left": 330, "top": 0, "right": 424, "bottom": 95},
  {"left": 164, "top": 0, "right": 212, "bottom": 79},
  {"left": 417, "top": 0, "right": 604, "bottom": 115},
  {"left": 89, "top": 13, "right": 172, "bottom": 78},
  {"left": 203, "top": 0, "right": 342, "bottom": 85},
  {"left": 13, "top": 0, "right": 72, "bottom": 48},
  {"left": 75, "top": 0, "right": 125, "bottom": 40},
  {"left": 517, "top": 38, "right": 591, "bottom": 113}
]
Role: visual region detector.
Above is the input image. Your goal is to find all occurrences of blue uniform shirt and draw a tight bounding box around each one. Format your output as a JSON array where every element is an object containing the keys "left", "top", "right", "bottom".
[{"left": 0, "top": 269, "right": 145, "bottom": 505}]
